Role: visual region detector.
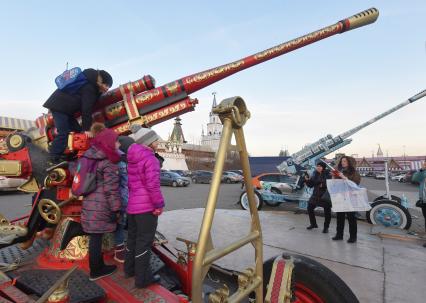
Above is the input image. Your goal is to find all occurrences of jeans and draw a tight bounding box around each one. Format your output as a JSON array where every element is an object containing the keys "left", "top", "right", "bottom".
[
  {"left": 49, "top": 111, "right": 81, "bottom": 157},
  {"left": 124, "top": 213, "right": 158, "bottom": 287},
  {"left": 114, "top": 211, "right": 127, "bottom": 246}
]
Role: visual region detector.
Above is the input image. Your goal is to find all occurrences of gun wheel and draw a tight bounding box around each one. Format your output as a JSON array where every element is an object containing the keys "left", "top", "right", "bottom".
[
  {"left": 260, "top": 253, "right": 359, "bottom": 303},
  {"left": 38, "top": 199, "right": 61, "bottom": 225}
]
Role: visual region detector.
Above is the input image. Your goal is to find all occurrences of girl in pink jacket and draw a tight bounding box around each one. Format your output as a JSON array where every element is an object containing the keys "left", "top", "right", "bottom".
[{"left": 124, "top": 127, "right": 164, "bottom": 288}]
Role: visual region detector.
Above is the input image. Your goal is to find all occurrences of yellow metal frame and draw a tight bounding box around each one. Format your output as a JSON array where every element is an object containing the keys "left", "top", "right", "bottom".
[{"left": 192, "top": 96, "right": 263, "bottom": 302}]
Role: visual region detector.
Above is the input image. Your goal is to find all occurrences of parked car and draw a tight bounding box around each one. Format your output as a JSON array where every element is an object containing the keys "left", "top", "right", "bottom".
[
  {"left": 191, "top": 170, "right": 213, "bottom": 184},
  {"left": 365, "top": 172, "right": 375, "bottom": 177},
  {"left": 169, "top": 170, "right": 192, "bottom": 183},
  {"left": 0, "top": 176, "right": 26, "bottom": 191},
  {"left": 227, "top": 169, "right": 243, "bottom": 176},
  {"left": 169, "top": 170, "right": 192, "bottom": 177},
  {"left": 404, "top": 170, "right": 419, "bottom": 185},
  {"left": 221, "top": 171, "right": 243, "bottom": 183},
  {"left": 252, "top": 173, "right": 299, "bottom": 194},
  {"left": 160, "top": 172, "right": 190, "bottom": 187},
  {"left": 390, "top": 173, "right": 406, "bottom": 182},
  {"left": 374, "top": 173, "right": 386, "bottom": 180}
]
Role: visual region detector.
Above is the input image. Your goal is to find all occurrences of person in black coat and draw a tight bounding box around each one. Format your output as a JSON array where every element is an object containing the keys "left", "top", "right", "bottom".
[
  {"left": 43, "top": 68, "right": 113, "bottom": 164},
  {"left": 305, "top": 162, "right": 332, "bottom": 233}
]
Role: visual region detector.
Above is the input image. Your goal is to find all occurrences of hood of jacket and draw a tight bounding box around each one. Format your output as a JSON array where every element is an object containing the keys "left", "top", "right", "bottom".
[
  {"left": 127, "top": 144, "right": 154, "bottom": 164},
  {"left": 83, "top": 146, "right": 107, "bottom": 160},
  {"left": 83, "top": 68, "right": 100, "bottom": 94}
]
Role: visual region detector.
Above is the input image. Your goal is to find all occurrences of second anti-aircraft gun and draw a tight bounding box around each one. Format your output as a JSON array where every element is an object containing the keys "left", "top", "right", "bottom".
[
  {"left": 277, "top": 89, "right": 426, "bottom": 174},
  {"left": 239, "top": 90, "right": 426, "bottom": 230}
]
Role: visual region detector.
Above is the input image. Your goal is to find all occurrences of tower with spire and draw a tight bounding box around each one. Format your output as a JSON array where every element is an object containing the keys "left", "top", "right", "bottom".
[
  {"left": 166, "top": 116, "right": 186, "bottom": 154},
  {"left": 201, "top": 92, "right": 223, "bottom": 152},
  {"left": 157, "top": 116, "right": 189, "bottom": 170},
  {"left": 377, "top": 144, "right": 384, "bottom": 157}
]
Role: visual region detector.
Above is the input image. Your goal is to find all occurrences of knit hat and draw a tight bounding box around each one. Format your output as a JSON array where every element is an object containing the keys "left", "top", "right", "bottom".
[
  {"left": 118, "top": 136, "right": 135, "bottom": 154},
  {"left": 133, "top": 127, "right": 161, "bottom": 146},
  {"left": 99, "top": 70, "right": 113, "bottom": 87},
  {"left": 316, "top": 161, "right": 327, "bottom": 170}
]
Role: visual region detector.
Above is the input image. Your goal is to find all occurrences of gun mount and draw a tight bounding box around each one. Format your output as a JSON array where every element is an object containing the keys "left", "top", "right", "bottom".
[
  {"left": 0, "top": 8, "right": 379, "bottom": 302},
  {"left": 278, "top": 89, "right": 426, "bottom": 174}
]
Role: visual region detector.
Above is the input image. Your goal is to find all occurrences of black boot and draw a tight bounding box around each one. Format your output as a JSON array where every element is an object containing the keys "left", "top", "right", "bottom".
[
  {"left": 347, "top": 238, "right": 357, "bottom": 243},
  {"left": 60, "top": 220, "right": 85, "bottom": 250},
  {"left": 89, "top": 265, "right": 117, "bottom": 281},
  {"left": 306, "top": 224, "right": 318, "bottom": 230},
  {"left": 332, "top": 235, "right": 343, "bottom": 241},
  {"left": 322, "top": 227, "right": 329, "bottom": 233}
]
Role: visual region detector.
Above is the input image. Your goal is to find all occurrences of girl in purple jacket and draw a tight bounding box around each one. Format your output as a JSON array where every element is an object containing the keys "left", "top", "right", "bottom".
[
  {"left": 80, "top": 127, "right": 121, "bottom": 281},
  {"left": 124, "top": 127, "right": 165, "bottom": 288}
]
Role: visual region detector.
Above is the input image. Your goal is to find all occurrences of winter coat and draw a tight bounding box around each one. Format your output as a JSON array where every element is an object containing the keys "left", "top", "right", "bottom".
[
  {"left": 80, "top": 146, "right": 121, "bottom": 234},
  {"left": 43, "top": 69, "right": 101, "bottom": 131},
  {"left": 127, "top": 144, "right": 165, "bottom": 214},
  {"left": 305, "top": 170, "right": 331, "bottom": 207},
  {"left": 418, "top": 169, "right": 426, "bottom": 201},
  {"left": 118, "top": 158, "right": 129, "bottom": 211}
]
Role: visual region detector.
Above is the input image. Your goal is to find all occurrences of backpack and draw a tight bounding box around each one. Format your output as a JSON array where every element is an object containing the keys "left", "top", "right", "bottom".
[
  {"left": 55, "top": 67, "right": 89, "bottom": 95},
  {"left": 71, "top": 156, "right": 98, "bottom": 196}
]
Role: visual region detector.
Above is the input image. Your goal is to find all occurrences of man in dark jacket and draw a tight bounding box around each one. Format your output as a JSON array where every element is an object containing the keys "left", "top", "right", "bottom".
[{"left": 43, "top": 68, "right": 113, "bottom": 165}]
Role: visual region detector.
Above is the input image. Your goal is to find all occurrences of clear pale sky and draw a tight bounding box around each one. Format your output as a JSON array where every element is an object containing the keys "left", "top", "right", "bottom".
[{"left": 1, "top": 1, "right": 425, "bottom": 158}]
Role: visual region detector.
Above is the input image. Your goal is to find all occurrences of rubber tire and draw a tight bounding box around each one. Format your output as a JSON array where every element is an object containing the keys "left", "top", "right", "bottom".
[
  {"left": 374, "top": 194, "right": 401, "bottom": 203},
  {"left": 261, "top": 253, "right": 359, "bottom": 303},
  {"left": 264, "top": 188, "right": 281, "bottom": 207},
  {"left": 226, "top": 178, "right": 231, "bottom": 184},
  {"left": 366, "top": 200, "right": 411, "bottom": 230},
  {"left": 239, "top": 191, "right": 263, "bottom": 210},
  {"left": 172, "top": 181, "right": 177, "bottom": 187},
  {"left": 192, "top": 178, "right": 197, "bottom": 184}
]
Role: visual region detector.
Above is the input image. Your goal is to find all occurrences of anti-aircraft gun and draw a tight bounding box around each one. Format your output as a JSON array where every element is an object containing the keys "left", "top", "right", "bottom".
[
  {"left": 0, "top": 8, "right": 378, "bottom": 303},
  {"left": 277, "top": 89, "right": 426, "bottom": 175}
]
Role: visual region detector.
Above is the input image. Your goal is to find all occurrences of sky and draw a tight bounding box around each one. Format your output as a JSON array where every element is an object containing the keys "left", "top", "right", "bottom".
[{"left": 0, "top": 0, "right": 425, "bottom": 158}]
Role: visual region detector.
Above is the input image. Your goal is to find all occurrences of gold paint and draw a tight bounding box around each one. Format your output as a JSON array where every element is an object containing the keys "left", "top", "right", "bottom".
[
  {"left": 165, "top": 81, "right": 179, "bottom": 95},
  {"left": 105, "top": 101, "right": 125, "bottom": 118},
  {"left": 120, "top": 85, "right": 141, "bottom": 121},
  {"left": 185, "top": 61, "right": 244, "bottom": 85},
  {"left": 18, "top": 177, "right": 39, "bottom": 193},
  {"left": 9, "top": 134, "right": 23, "bottom": 149},
  {"left": 345, "top": 8, "right": 379, "bottom": 31},
  {"left": 38, "top": 198, "right": 61, "bottom": 224},
  {"left": 0, "top": 160, "right": 22, "bottom": 177},
  {"left": 134, "top": 89, "right": 161, "bottom": 106},
  {"left": 192, "top": 97, "right": 263, "bottom": 302},
  {"left": 254, "top": 24, "right": 340, "bottom": 60},
  {"left": 47, "top": 280, "right": 70, "bottom": 302}
]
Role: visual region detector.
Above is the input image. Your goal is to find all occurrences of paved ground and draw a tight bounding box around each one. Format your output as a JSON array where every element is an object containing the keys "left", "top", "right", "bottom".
[
  {"left": 0, "top": 177, "right": 425, "bottom": 302},
  {"left": 0, "top": 177, "right": 424, "bottom": 232},
  {"left": 159, "top": 209, "right": 426, "bottom": 303}
]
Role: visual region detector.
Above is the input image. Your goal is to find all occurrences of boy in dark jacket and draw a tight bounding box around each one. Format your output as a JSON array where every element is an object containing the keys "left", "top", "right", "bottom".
[{"left": 44, "top": 68, "right": 113, "bottom": 165}]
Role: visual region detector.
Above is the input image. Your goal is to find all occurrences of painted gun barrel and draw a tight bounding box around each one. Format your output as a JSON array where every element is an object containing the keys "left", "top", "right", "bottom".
[
  {"left": 36, "top": 8, "right": 379, "bottom": 131},
  {"left": 99, "top": 8, "right": 379, "bottom": 125}
]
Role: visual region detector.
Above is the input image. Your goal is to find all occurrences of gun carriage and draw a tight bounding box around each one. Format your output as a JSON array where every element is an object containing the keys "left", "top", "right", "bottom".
[{"left": 0, "top": 8, "right": 378, "bottom": 303}]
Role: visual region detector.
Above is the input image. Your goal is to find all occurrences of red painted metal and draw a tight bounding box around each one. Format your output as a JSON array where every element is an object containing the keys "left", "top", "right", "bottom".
[
  {"left": 152, "top": 244, "right": 191, "bottom": 295},
  {"left": 294, "top": 283, "right": 325, "bottom": 303},
  {"left": 0, "top": 148, "right": 32, "bottom": 178}
]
